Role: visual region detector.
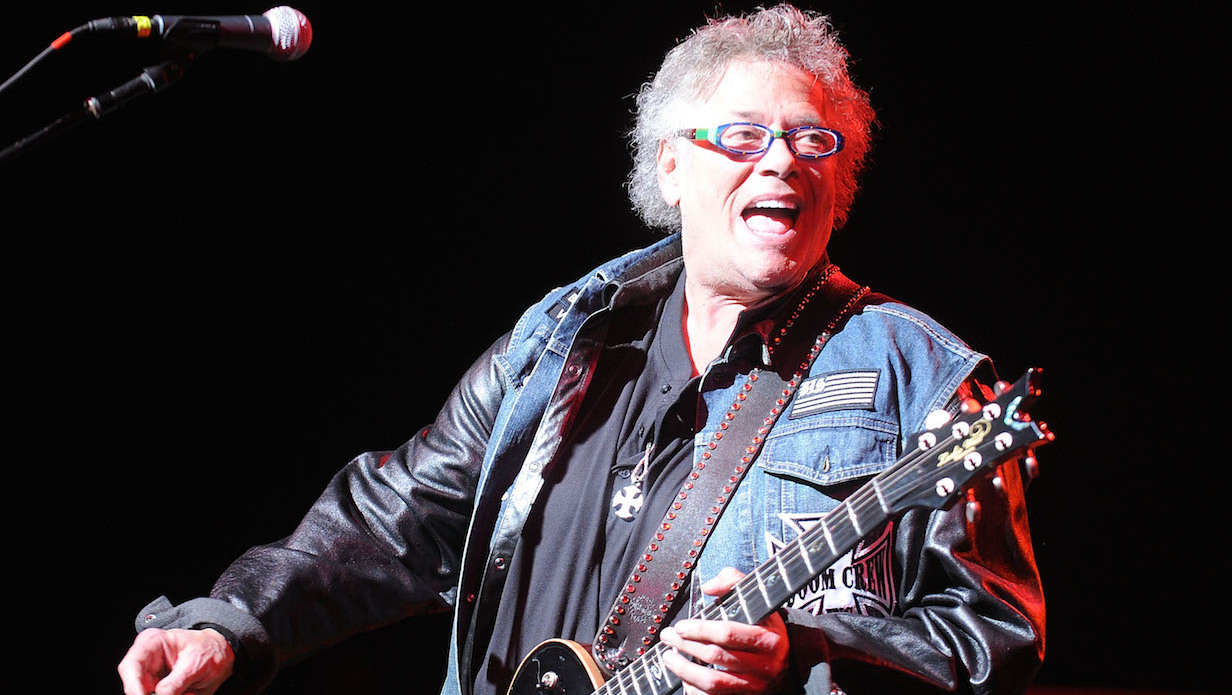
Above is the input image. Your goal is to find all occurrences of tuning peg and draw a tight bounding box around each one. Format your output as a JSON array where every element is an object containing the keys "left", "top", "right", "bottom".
[
  {"left": 965, "top": 499, "right": 982, "bottom": 525},
  {"left": 959, "top": 398, "right": 982, "bottom": 414},
  {"left": 964, "top": 489, "right": 981, "bottom": 525},
  {"left": 993, "top": 380, "right": 1012, "bottom": 395},
  {"left": 1024, "top": 454, "right": 1040, "bottom": 480},
  {"left": 992, "top": 474, "right": 1005, "bottom": 492},
  {"left": 924, "top": 409, "right": 952, "bottom": 430}
]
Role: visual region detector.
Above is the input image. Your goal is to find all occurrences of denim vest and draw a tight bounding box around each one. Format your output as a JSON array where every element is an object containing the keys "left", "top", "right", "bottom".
[{"left": 441, "top": 234, "right": 988, "bottom": 695}]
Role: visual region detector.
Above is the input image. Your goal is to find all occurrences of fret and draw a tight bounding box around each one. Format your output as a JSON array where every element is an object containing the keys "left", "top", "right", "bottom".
[
  {"left": 731, "top": 581, "right": 752, "bottom": 622},
  {"left": 773, "top": 547, "right": 793, "bottom": 586},
  {"left": 795, "top": 532, "right": 816, "bottom": 574},
  {"left": 760, "top": 554, "right": 795, "bottom": 611},
  {"left": 755, "top": 566, "right": 774, "bottom": 609},
  {"left": 844, "top": 501, "right": 862, "bottom": 536},
  {"left": 649, "top": 646, "right": 680, "bottom": 694},
  {"left": 628, "top": 659, "right": 645, "bottom": 695},
  {"left": 871, "top": 477, "right": 891, "bottom": 513},
  {"left": 642, "top": 647, "right": 665, "bottom": 691},
  {"left": 820, "top": 516, "right": 837, "bottom": 555}
]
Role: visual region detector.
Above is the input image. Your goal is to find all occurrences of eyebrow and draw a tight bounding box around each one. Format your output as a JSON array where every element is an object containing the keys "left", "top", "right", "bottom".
[{"left": 727, "top": 110, "right": 825, "bottom": 126}]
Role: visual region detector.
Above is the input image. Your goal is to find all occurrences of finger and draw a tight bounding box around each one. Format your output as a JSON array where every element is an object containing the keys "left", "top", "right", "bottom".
[
  {"left": 155, "top": 630, "right": 234, "bottom": 695},
  {"left": 668, "top": 618, "right": 785, "bottom": 657},
  {"left": 661, "top": 626, "right": 761, "bottom": 675},
  {"left": 699, "top": 567, "right": 746, "bottom": 596},
  {"left": 662, "top": 644, "right": 757, "bottom": 695},
  {"left": 118, "top": 630, "right": 170, "bottom": 695}
]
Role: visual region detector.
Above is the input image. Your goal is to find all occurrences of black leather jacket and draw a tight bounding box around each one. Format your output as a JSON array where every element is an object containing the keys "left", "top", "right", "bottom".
[{"left": 135, "top": 236, "right": 1045, "bottom": 695}]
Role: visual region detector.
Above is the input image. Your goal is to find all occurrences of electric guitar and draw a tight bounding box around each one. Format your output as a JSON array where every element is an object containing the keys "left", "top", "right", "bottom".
[{"left": 506, "top": 368, "right": 1054, "bottom": 695}]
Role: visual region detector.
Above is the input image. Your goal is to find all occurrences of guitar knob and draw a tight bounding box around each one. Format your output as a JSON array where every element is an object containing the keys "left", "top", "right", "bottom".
[{"left": 539, "top": 671, "right": 560, "bottom": 691}]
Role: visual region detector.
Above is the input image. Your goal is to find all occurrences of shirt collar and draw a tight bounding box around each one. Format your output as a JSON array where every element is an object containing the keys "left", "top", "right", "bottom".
[{"left": 719, "top": 259, "right": 835, "bottom": 369}]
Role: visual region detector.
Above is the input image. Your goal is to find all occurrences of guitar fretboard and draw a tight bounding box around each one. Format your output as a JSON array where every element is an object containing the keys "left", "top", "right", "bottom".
[{"left": 595, "top": 436, "right": 944, "bottom": 695}]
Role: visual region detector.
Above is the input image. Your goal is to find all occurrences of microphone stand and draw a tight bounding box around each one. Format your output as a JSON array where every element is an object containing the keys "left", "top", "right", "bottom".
[{"left": 0, "top": 56, "right": 191, "bottom": 165}]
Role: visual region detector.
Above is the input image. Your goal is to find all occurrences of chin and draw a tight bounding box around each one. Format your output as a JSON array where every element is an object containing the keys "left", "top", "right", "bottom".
[{"left": 744, "top": 259, "right": 809, "bottom": 294}]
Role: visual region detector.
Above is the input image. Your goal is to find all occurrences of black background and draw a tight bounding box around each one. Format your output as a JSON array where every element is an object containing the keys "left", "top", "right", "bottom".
[{"left": 1, "top": 2, "right": 1221, "bottom": 693}]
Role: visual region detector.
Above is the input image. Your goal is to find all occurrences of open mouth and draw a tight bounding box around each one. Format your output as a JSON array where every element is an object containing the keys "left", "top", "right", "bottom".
[{"left": 742, "top": 200, "right": 800, "bottom": 234}]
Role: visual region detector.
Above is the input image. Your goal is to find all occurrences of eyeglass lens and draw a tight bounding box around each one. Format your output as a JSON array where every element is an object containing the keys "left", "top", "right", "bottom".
[{"left": 719, "top": 124, "right": 837, "bottom": 156}]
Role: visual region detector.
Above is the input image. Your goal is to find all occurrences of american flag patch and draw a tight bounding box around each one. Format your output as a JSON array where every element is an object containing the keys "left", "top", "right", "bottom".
[{"left": 789, "top": 369, "right": 880, "bottom": 419}]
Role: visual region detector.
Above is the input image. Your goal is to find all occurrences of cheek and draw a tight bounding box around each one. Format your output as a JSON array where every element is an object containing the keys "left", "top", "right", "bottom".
[
  {"left": 810, "top": 165, "right": 837, "bottom": 207},
  {"left": 680, "top": 174, "right": 723, "bottom": 222},
  {"left": 678, "top": 154, "right": 748, "bottom": 215}
]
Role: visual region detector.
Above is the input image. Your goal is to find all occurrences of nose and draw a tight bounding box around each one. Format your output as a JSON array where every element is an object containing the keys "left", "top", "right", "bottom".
[{"left": 754, "top": 134, "right": 798, "bottom": 178}]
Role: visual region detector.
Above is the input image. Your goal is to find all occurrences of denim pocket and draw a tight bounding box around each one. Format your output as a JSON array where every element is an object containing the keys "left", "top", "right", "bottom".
[{"left": 755, "top": 415, "right": 899, "bottom": 545}]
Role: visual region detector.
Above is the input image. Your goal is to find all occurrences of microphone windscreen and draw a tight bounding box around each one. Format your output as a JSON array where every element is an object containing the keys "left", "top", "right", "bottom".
[{"left": 265, "top": 6, "right": 312, "bottom": 60}]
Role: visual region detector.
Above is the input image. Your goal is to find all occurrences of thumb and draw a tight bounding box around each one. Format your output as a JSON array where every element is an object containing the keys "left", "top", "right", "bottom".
[{"left": 153, "top": 667, "right": 191, "bottom": 695}]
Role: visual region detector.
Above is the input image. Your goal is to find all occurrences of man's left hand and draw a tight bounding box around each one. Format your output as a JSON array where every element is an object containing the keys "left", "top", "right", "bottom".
[{"left": 659, "top": 567, "right": 791, "bottom": 695}]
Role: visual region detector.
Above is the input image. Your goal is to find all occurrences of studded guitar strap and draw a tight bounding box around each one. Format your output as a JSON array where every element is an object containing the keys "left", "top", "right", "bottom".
[{"left": 591, "top": 265, "right": 869, "bottom": 674}]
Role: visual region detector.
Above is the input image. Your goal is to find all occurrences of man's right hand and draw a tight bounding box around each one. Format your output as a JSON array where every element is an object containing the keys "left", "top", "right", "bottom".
[{"left": 118, "top": 627, "right": 235, "bottom": 695}]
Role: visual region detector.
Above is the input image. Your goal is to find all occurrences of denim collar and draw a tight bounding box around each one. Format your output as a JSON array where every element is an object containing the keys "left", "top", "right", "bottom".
[{"left": 596, "top": 232, "right": 835, "bottom": 370}]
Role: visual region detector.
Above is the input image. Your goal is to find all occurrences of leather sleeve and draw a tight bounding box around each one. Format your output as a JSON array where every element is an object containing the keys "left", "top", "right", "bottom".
[{"left": 138, "top": 332, "right": 513, "bottom": 690}]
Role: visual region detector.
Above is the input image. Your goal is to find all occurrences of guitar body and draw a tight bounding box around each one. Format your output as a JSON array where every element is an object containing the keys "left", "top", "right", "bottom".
[{"left": 507, "top": 639, "right": 605, "bottom": 695}]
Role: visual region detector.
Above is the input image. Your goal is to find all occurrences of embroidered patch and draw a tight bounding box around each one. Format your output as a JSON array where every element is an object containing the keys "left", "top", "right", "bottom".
[
  {"left": 789, "top": 369, "right": 880, "bottom": 418},
  {"left": 766, "top": 513, "right": 897, "bottom": 617},
  {"left": 546, "top": 287, "right": 581, "bottom": 321}
]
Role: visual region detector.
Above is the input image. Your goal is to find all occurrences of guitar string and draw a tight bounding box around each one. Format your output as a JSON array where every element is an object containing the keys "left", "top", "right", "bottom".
[
  {"left": 700, "top": 416, "right": 1005, "bottom": 625},
  {"left": 696, "top": 432, "right": 946, "bottom": 624},
  {"left": 715, "top": 406, "right": 1034, "bottom": 626},
  {"left": 597, "top": 388, "right": 1037, "bottom": 691},
  {"left": 600, "top": 640, "right": 679, "bottom": 695},
  {"left": 599, "top": 431, "right": 964, "bottom": 695}
]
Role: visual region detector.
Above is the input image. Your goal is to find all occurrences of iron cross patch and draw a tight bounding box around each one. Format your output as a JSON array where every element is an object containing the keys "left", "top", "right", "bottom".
[{"left": 766, "top": 513, "right": 898, "bottom": 617}]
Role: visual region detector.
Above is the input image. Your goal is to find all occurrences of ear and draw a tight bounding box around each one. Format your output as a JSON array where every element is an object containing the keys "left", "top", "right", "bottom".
[{"left": 656, "top": 139, "right": 682, "bottom": 208}]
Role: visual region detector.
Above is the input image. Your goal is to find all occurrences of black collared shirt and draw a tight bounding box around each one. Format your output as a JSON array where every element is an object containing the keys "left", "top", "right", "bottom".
[{"left": 476, "top": 267, "right": 815, "bottom": 693}]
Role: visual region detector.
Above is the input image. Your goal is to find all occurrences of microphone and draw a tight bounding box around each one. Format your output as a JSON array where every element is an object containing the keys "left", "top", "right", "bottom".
[{"left": 82, "top": 6, "right": 312, "bottom": 61}]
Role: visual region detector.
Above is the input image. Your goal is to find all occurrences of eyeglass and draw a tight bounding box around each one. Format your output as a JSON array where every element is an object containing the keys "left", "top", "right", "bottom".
[{"left": 681, "top": 122, "right": 844, "bottom": 160}]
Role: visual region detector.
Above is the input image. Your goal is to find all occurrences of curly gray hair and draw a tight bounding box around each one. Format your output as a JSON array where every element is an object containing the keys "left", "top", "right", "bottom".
[{"left": 627, "top": 4, "right": 876, "bottom": 231}]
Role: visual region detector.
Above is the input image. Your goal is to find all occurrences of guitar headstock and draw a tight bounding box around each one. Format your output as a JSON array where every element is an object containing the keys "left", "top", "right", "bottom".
[{"left": 896, "top": 368, "right": 1054, "bottom": 511}]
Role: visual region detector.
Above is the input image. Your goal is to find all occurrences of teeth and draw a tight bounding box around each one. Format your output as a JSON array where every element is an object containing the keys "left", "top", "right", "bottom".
[{"left": 750, "top": 200, "right": 797, "bottom": 210}]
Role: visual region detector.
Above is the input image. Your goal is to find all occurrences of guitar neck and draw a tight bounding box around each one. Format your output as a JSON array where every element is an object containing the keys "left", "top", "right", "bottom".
[
  {"left": 707, "top": 481, "right": 898, "bottom": 628},
  {"left": 594, "top": 462, "right": 905, "bottom": 695},
  {"left": 594, "top": 440, "right": 953, "bottom": 695}
]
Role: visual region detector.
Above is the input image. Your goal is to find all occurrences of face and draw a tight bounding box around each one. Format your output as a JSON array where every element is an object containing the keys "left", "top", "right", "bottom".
[{"left": 658, "top": 61, "right": 837, "bottom": 305}]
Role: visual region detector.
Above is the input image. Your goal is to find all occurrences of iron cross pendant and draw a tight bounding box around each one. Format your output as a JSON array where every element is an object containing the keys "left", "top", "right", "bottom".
[
  {"left": 611, "top": 483, "right": 644, "bottom": 520},
  {"left": 612, "top": 443, "right": 653, "bottom": 521}
]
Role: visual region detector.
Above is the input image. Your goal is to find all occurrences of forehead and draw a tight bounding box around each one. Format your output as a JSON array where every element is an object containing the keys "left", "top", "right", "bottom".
[{"left": 696, "top": 60, "right": 830, "bottom": 123}]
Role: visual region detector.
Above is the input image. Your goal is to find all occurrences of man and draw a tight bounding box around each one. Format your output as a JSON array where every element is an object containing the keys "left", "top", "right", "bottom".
[{"left": 119, "top": 5, "right": 1044, "bottom": 695}]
